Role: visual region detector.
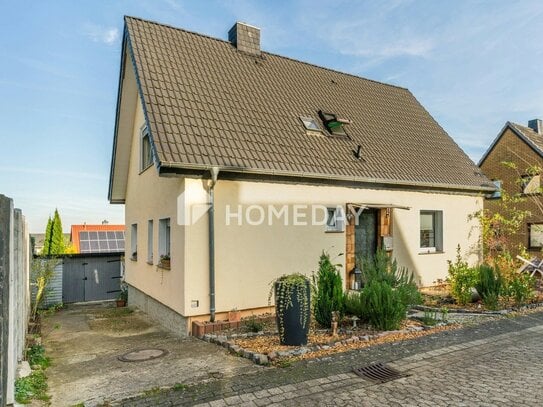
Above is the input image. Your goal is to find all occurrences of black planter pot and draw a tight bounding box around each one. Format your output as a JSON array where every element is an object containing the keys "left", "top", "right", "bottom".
[{"left": 275, "top": 279, "right": 311, "bottom": 346}]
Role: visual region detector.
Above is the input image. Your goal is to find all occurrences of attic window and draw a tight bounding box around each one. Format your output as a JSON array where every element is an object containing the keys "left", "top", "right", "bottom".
[
  {"left": 318, "top": 110, "right": 350, "bottom": 136},
  {"left": 140, "top": 126, "right": 153, "bottom": 171},
  {"left": 300, "top": 117, "right": 321, "bottom": 132}
]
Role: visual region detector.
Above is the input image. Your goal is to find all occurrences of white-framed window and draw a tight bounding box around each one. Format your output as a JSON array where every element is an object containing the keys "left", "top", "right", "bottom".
[
  {"left": 140, "top": 126, "right": 153, "bottom": 171},
  {"left": 159, "top": 218, "right": 171, "bottom": 258},
  {"left": 529, "top": 223, "right": 543, "bottom": 249},
  {"left": 325, "top": 206, "right": 345, "bottom": 232},
  {"left": 130, "top": 223, "right": 138, "bottom": 259},
  {"left": 419, "top": 210, "right": 443, "bottom": 253},
  {"left": 147, "top": 220, "right": 154, "bottom": 263}
]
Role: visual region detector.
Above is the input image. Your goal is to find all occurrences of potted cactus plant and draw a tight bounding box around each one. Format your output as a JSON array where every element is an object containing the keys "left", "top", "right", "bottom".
[{"left": 270, "top": 273, "right": 311, "bottom": 346}]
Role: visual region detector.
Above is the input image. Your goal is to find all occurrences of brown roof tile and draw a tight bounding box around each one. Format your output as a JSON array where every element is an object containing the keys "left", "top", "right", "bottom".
[
  {"left": 509, "top": 123, "right": 543, "bottom": 156},
  {"left": 124, "top": 16, "right": 492, "bottom": 191}
]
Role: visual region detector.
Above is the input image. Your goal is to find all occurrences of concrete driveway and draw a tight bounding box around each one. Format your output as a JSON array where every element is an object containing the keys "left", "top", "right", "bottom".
[{"left": 41, "top": 302, "right": 260, "bottom": 406}]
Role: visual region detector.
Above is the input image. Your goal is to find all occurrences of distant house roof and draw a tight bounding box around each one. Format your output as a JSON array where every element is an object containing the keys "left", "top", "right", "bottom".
[
  {"left": 478, "top": 122, "right": 543, "bottom": 166},
  {"left": 31, "top": 233, "right": 70, "bottom": 255},
  {"left": 70, "top": 224, "right": 125, "bottom": 254},
  {"left": 109, "top": 16, "right": 494, "bottom": 202}
]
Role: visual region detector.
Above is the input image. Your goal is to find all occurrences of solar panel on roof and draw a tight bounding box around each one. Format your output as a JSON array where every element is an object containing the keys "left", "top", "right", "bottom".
[{"left": 78, "top": 229, "right": 125, "bottom": 254}]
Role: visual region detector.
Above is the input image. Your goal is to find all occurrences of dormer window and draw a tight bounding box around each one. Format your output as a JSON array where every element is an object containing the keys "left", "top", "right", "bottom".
[
  {"left": 141, "top": 126, "right": 153, "bottom": 171},
  {"left": 300, "top": 116, "right": 321, "bottom": 132},
  {"left": 318, "top": 110, "right": 351, "bottom": 137}
]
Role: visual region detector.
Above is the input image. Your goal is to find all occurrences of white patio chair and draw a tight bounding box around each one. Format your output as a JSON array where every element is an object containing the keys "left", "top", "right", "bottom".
[{"left": 516, "top": 255, "right": 543, "bottom": 278}]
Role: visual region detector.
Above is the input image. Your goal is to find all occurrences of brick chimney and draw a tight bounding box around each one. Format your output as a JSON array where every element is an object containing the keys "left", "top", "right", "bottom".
[
  {"left": 528, "top": 119, "right": 543, "bottom": 134},
  {"left": 228, "top": 22, "right": 261, "bottom": 56}
]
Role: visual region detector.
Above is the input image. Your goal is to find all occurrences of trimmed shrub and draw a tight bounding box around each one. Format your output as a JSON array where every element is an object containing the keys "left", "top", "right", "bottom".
[
  {"left": 362, "top": 280, "right": 406, "bottom": 331},
  {"left": 312, "top": 252, "right": 345, "bottom": 328}
]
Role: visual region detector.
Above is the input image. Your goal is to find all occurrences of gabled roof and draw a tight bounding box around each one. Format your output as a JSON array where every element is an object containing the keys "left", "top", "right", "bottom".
[
  {"left": 478, "top": 122, "right": 543, "bottom": 166},
  {"left": 70, "top": 224, "right": 125, "bottom": 254},
  {"left": 109, "top": 16, "right": 493, "bottom": 202}
]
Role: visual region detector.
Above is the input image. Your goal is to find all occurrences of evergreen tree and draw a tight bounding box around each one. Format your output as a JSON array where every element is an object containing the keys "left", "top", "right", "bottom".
[
  {"left": 42, "top": 217, "right": 52, "bottom": 255},
  {"left": 43, "top": 209, "right": 65, "bottom": 256}
]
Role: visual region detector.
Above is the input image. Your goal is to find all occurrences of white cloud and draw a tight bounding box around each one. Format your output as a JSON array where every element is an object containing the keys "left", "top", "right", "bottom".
[{"left": 83, "top": 23, "right": 120, "bottom": 45}]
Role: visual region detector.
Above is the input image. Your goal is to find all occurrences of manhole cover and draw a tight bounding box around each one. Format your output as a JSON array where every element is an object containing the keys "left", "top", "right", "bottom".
[
  {"left": 118, "top": 348, "right": 168, "bottom": 362},
  {"left": 352, "top": 362, "right": 408, "bottom": 383}
]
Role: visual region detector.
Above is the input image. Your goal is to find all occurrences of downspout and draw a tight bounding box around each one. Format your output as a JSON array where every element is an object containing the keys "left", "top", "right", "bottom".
[{"left": 208, "top": 167, "right": 220, "bottom": 322}]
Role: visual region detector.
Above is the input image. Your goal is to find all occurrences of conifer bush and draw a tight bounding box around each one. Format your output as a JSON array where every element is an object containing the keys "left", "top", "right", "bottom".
[{"left": 312, "top": 252, "right": 345, "bottom": 328}]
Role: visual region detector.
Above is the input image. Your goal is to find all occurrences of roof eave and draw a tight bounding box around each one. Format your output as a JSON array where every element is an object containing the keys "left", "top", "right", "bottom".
[
  {"left": 158, "top": 162, "right": 495, "bottom": 194},
  {"left": 108, "top": 25, "right": 129, "bottom": 204}
]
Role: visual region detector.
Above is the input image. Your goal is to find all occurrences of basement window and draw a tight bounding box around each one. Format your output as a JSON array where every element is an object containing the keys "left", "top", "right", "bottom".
[
  {"left": 318, "top": 110, "right": 350, "bottom": 136},
  {"left": 300, "top": 117, "right": 321, "bottom": 132}
]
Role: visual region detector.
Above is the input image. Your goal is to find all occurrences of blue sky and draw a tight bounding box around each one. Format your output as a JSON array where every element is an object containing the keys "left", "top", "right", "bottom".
[{"left": 1, "top": 0, "right": 542, "bottom": 232}]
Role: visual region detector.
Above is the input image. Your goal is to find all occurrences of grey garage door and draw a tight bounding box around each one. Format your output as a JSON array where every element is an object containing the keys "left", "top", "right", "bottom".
[{"left": 62, "top": 255, "right": 122, "bottom": 303}]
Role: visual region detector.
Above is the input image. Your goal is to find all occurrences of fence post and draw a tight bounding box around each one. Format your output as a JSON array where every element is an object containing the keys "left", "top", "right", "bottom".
[{"left": 0, "top": 194, "right": 13, "bottom": 407}]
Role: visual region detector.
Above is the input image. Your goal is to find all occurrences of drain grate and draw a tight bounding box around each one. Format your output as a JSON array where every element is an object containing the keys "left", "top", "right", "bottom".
[
  {"left": 118, "top": 348, "right": 168, "bottom": 362},
  {"left": 352, "top": 362, "right": 408, "bottom": 383}
]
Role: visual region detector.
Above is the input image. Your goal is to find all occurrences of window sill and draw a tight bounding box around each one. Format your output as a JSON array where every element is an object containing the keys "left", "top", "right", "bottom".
[
  {"left": 146, "top": 261, "right": 154, "bottom": 265},
  {"left": 418, "top": 250, "right": 444, "bottom": 255},
  {"left": 325, "top": 229, "right": 344, "bottom": 234},
  {"left": 130, "top": 257, "right": 137, "bottom": 262},
  {"left": 156, "top": 264, "right": 171, "bottom": 271}
]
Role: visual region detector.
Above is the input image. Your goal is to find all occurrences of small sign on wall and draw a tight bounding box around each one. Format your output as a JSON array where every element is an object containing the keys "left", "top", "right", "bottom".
[{"left": 383, "top": 236, "right": 393, "bottom": 251}]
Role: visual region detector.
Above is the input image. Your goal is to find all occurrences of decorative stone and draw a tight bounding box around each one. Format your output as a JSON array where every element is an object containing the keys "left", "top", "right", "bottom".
[
  {"left": 268, "top": 351, "right": 278, "bottom": 361},
  {"left": 230, "top": 344, "right": 242, "bottom": 354},
  {"left": 255, "top": 354, "right": 269, "bottom": 365},
  {"left": 17, "top": 361, "right": 31, "bottom": 379}
]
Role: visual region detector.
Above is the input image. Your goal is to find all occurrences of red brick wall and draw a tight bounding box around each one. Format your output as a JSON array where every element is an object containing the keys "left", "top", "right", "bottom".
[{"left": 480, "top": 127, "right": 543, "bottom": 254}]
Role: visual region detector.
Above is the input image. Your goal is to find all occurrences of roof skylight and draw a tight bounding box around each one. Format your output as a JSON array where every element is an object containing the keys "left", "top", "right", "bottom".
[
  {"left": 318, "top": 111, "right": 351, "bottom": 137},
  {"left": 300, "top": 117, "right": 321, "bottom": 132}
]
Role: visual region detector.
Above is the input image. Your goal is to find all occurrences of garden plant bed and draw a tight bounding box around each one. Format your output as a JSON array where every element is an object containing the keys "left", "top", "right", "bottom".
[{"left": 202, "top": 318, "right": 461, "bottom": 366}]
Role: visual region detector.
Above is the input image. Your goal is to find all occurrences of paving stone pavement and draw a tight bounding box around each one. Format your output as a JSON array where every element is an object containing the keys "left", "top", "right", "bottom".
[{"left": 119, "top": 312, "right": 543, "bottom": 406}]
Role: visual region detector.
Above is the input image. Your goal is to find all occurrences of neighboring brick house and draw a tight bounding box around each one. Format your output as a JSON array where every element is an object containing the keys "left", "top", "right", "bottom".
[
  {"left": 109, "top": 17, "right": 494, "bottom": 335},
  {"left": 479, "top": 119, "right": 543, "bottom": 254}
]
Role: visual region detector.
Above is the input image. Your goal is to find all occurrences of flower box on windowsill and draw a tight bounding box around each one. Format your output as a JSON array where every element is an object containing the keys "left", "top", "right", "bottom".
[{"left": 158, "top": 255, "right": 171, "bottom": 269}]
